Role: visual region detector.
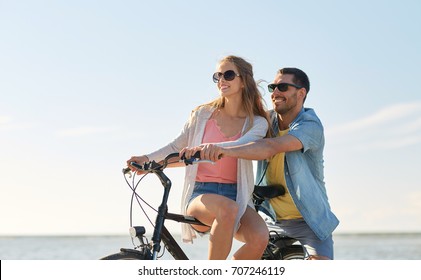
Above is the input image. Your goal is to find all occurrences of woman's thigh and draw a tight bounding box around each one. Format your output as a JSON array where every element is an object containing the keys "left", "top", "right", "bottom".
[{"left": 187, "top": 193, "right": 239, "bottom": 232}]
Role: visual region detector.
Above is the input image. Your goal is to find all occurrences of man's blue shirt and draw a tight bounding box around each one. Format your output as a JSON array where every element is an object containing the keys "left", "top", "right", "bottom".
[{"left": 256, "top": 108, "right": 339, "bottom": 240}]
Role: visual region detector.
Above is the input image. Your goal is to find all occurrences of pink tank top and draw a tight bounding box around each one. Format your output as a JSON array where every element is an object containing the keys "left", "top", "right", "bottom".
[{"left": 195, "top": 119, "right": 241, "bottom": 183}]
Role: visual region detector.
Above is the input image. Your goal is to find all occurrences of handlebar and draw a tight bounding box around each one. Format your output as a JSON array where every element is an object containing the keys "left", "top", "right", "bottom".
[{"left": 123, "top": 151, "right": 213, "bottom": 174}]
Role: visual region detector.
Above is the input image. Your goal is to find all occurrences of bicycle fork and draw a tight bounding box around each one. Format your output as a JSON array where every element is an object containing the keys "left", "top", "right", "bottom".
[{"left": 151, "top": 170, "right": 172, "bottom": 260}]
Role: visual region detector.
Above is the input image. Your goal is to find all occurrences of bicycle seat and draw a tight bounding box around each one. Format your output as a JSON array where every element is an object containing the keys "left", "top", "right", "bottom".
[{"left": 253, "top": 185, "right": 285, "bottom": 199}]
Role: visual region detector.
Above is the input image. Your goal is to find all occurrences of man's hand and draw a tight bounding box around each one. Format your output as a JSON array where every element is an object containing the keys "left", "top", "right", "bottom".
[
  {"left": 180, "top": 144, "right": 225, "bottom": 162},
  {"left": 199, "top": 143, "right": 224, "bottom": 162}
]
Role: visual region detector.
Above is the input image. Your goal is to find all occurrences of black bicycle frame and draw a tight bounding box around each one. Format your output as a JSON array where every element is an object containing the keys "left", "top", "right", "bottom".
[{"left": 149, "top": 168, "right": 206, "bottom": 260}]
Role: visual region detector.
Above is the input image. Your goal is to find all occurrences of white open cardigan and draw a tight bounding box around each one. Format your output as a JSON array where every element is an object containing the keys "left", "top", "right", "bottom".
[{"left": 146, "top": 105, "right": 268, "bottom": 243}]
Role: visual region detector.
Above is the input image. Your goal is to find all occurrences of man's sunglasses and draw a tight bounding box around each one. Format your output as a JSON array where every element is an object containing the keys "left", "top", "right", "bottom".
[
  {"left": 268, "top": 83, "right": 303, "bottom": 93},
  {"left": 212, "top": 70, "right": 240, "bottom": 83}
]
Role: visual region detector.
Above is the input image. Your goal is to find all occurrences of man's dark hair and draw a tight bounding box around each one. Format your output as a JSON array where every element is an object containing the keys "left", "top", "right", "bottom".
[{"left": 278, "top": 67, "right": 310, "bottom": 95}]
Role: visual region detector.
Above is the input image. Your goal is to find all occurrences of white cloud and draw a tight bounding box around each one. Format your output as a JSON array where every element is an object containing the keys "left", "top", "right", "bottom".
[
  {"left": 404, "top": 191, "right": 421, "bottom": 216},
  {"left": 401, "top": 117, "right": 421, "bottom": 134},
  {"left": 327, "top": 102, "right": 421, "bottom": 136},
  {"left": 0, "top": 116, "right": 30, "bottom": 131},
  {"left": 326, "top": 101, "right": 421, "bottom": 150},
  {"left": 56, "top": 126, "right": 116, "bottom": 137},
  {"left": 357, "top": 135, "right": 421, "bottom": 150},
  {"left": 0, "top": 115, "right": 11, "bottom": 125}
]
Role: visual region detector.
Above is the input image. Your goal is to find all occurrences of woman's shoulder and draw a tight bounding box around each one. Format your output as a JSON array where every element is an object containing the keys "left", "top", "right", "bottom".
[
  {"left": 252, "top": 114, "right": 270, "bottom": 128},
  {"left": 188, "top": 104, "right": 214, "bottom": 121},
  {"left": 253, "top": 114, "right": 267, "bottom": 122},
  {"left": 190, "top": 104, "right": 213, "bottom": 115}
]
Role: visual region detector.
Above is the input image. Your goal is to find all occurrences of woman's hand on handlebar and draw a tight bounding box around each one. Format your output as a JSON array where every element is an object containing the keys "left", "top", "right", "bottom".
[
  {"left": 179, "top": 146, "right": 203, "bottom": 160},
  {"left": 126, "top": 155, "right": 149, "bottom": 174},
  {"left": 180, "top": 144, "right": 223, "bottom": 162}
]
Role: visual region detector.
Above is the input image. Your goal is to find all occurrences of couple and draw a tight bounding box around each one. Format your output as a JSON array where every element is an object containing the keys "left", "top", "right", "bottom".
[{"left": 127, "top": 55, "right": 339, "bottom": 260}]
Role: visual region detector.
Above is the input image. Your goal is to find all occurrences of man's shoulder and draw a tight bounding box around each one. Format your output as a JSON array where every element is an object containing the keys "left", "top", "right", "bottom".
[
  {"left": 289, "top": 108, "right": 324, "bottom": 133},
  {"left": 268, "top": 108, "right": 319, "bottom": 119},
  {"left": 299, "top": 107, "right": 321, "bottom": 122}
]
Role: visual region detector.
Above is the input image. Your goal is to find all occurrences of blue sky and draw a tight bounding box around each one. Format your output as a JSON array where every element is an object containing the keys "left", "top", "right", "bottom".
[{"left": 1, "top": 0, "right": 420, "bottom": 236}]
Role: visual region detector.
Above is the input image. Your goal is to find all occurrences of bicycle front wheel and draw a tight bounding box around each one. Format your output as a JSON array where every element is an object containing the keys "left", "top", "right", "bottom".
[{"left": 100, "top": 248, "right": 150, "bottom": 260}]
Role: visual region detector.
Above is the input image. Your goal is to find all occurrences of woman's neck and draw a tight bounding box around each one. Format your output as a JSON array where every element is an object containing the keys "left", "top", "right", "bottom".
[{"left": 222, "top": 97, "right": 246, "bottom": 118}]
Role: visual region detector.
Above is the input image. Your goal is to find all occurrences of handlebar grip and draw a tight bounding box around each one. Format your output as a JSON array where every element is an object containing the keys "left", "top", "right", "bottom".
[
  {"left": 130, "top": 161, "right": 145, "bottom": 170},
  {"left": 180, "top": 151, "right": 201, "bottom": 160},
  {"left": 180, "top": 151, "right": 202, "bottom": 165}
]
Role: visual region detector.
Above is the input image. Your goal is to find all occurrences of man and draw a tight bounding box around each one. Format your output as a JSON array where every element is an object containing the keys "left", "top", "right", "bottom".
[{"left": 185, "top": 68, "right": 339, "bottom": 259}]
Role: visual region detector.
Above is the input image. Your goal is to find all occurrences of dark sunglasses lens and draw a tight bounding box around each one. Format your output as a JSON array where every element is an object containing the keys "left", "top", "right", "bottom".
[
  {"left": 268, "top": 83, "right": 289, "bottom": 92},
  {"left": 224, "top": 70, "right": 236, "bottom": 81},
  {"left": 213, "top": 70, "right": 237, "bottom": 83},
  {"left": 212, "top": 72, "right": 221, "bottom": 83},
  {"left": 278, "top": 83, "right": 289, "bottom": 92}
]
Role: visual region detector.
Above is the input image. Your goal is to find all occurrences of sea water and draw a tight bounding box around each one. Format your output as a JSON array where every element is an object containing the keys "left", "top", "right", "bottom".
[{"left": 1, "top": 233, "right": 421, "bottom": 260}]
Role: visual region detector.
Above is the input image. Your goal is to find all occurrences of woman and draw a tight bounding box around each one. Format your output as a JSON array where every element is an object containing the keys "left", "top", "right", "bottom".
[{"left": 127, "top": 55, "right": 270, "bottom": 259}]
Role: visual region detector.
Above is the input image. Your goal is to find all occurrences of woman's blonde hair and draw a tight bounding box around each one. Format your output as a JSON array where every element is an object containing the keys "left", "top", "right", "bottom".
[{"left": 198, "top": 55, "right": 270, "bottom": 134}]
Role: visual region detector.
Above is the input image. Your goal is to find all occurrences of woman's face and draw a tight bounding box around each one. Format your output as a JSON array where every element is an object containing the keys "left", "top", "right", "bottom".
[{"left": 215, "top": 61, "right": 244, "bottom": 98}]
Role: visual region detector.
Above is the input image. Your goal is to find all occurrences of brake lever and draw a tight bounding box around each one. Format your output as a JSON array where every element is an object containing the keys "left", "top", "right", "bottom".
[{"left": 122, "top": 167, "right": 132, "bottom": 178}]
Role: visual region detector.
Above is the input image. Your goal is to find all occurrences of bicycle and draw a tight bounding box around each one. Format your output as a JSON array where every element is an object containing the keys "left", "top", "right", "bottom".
[
  {"left": 253, "top": 186, "right": 306, "bottom": 260},
  {"left": 100, "top": 152, "right": 305, "bottom": 260}
]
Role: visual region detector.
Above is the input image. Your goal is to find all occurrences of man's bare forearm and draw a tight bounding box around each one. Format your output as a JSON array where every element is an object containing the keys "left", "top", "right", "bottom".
[{"left": 221, "top": 135, "right": 303, "bottom": 160}]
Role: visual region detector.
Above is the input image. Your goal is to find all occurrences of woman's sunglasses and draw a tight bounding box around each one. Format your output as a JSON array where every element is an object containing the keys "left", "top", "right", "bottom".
[
  {"left": 267, "top": 83, "right": 303, "bottom": 93},
  {"left": 212, "top": 70, "right": 240, "bottom": 83}
]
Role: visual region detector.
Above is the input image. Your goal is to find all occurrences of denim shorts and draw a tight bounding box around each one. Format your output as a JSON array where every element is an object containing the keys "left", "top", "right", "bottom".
[
  {"left": 188, "top": 182, "right": 237, "bottom": 205},
  {"left": 273, "top": 218, "right": 334, "bottom": 259}
]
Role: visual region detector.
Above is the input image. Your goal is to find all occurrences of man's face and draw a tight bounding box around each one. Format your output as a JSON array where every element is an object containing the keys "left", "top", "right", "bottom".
[{"left": 270, "top": 73, "right": 301, "bottom": 115}]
